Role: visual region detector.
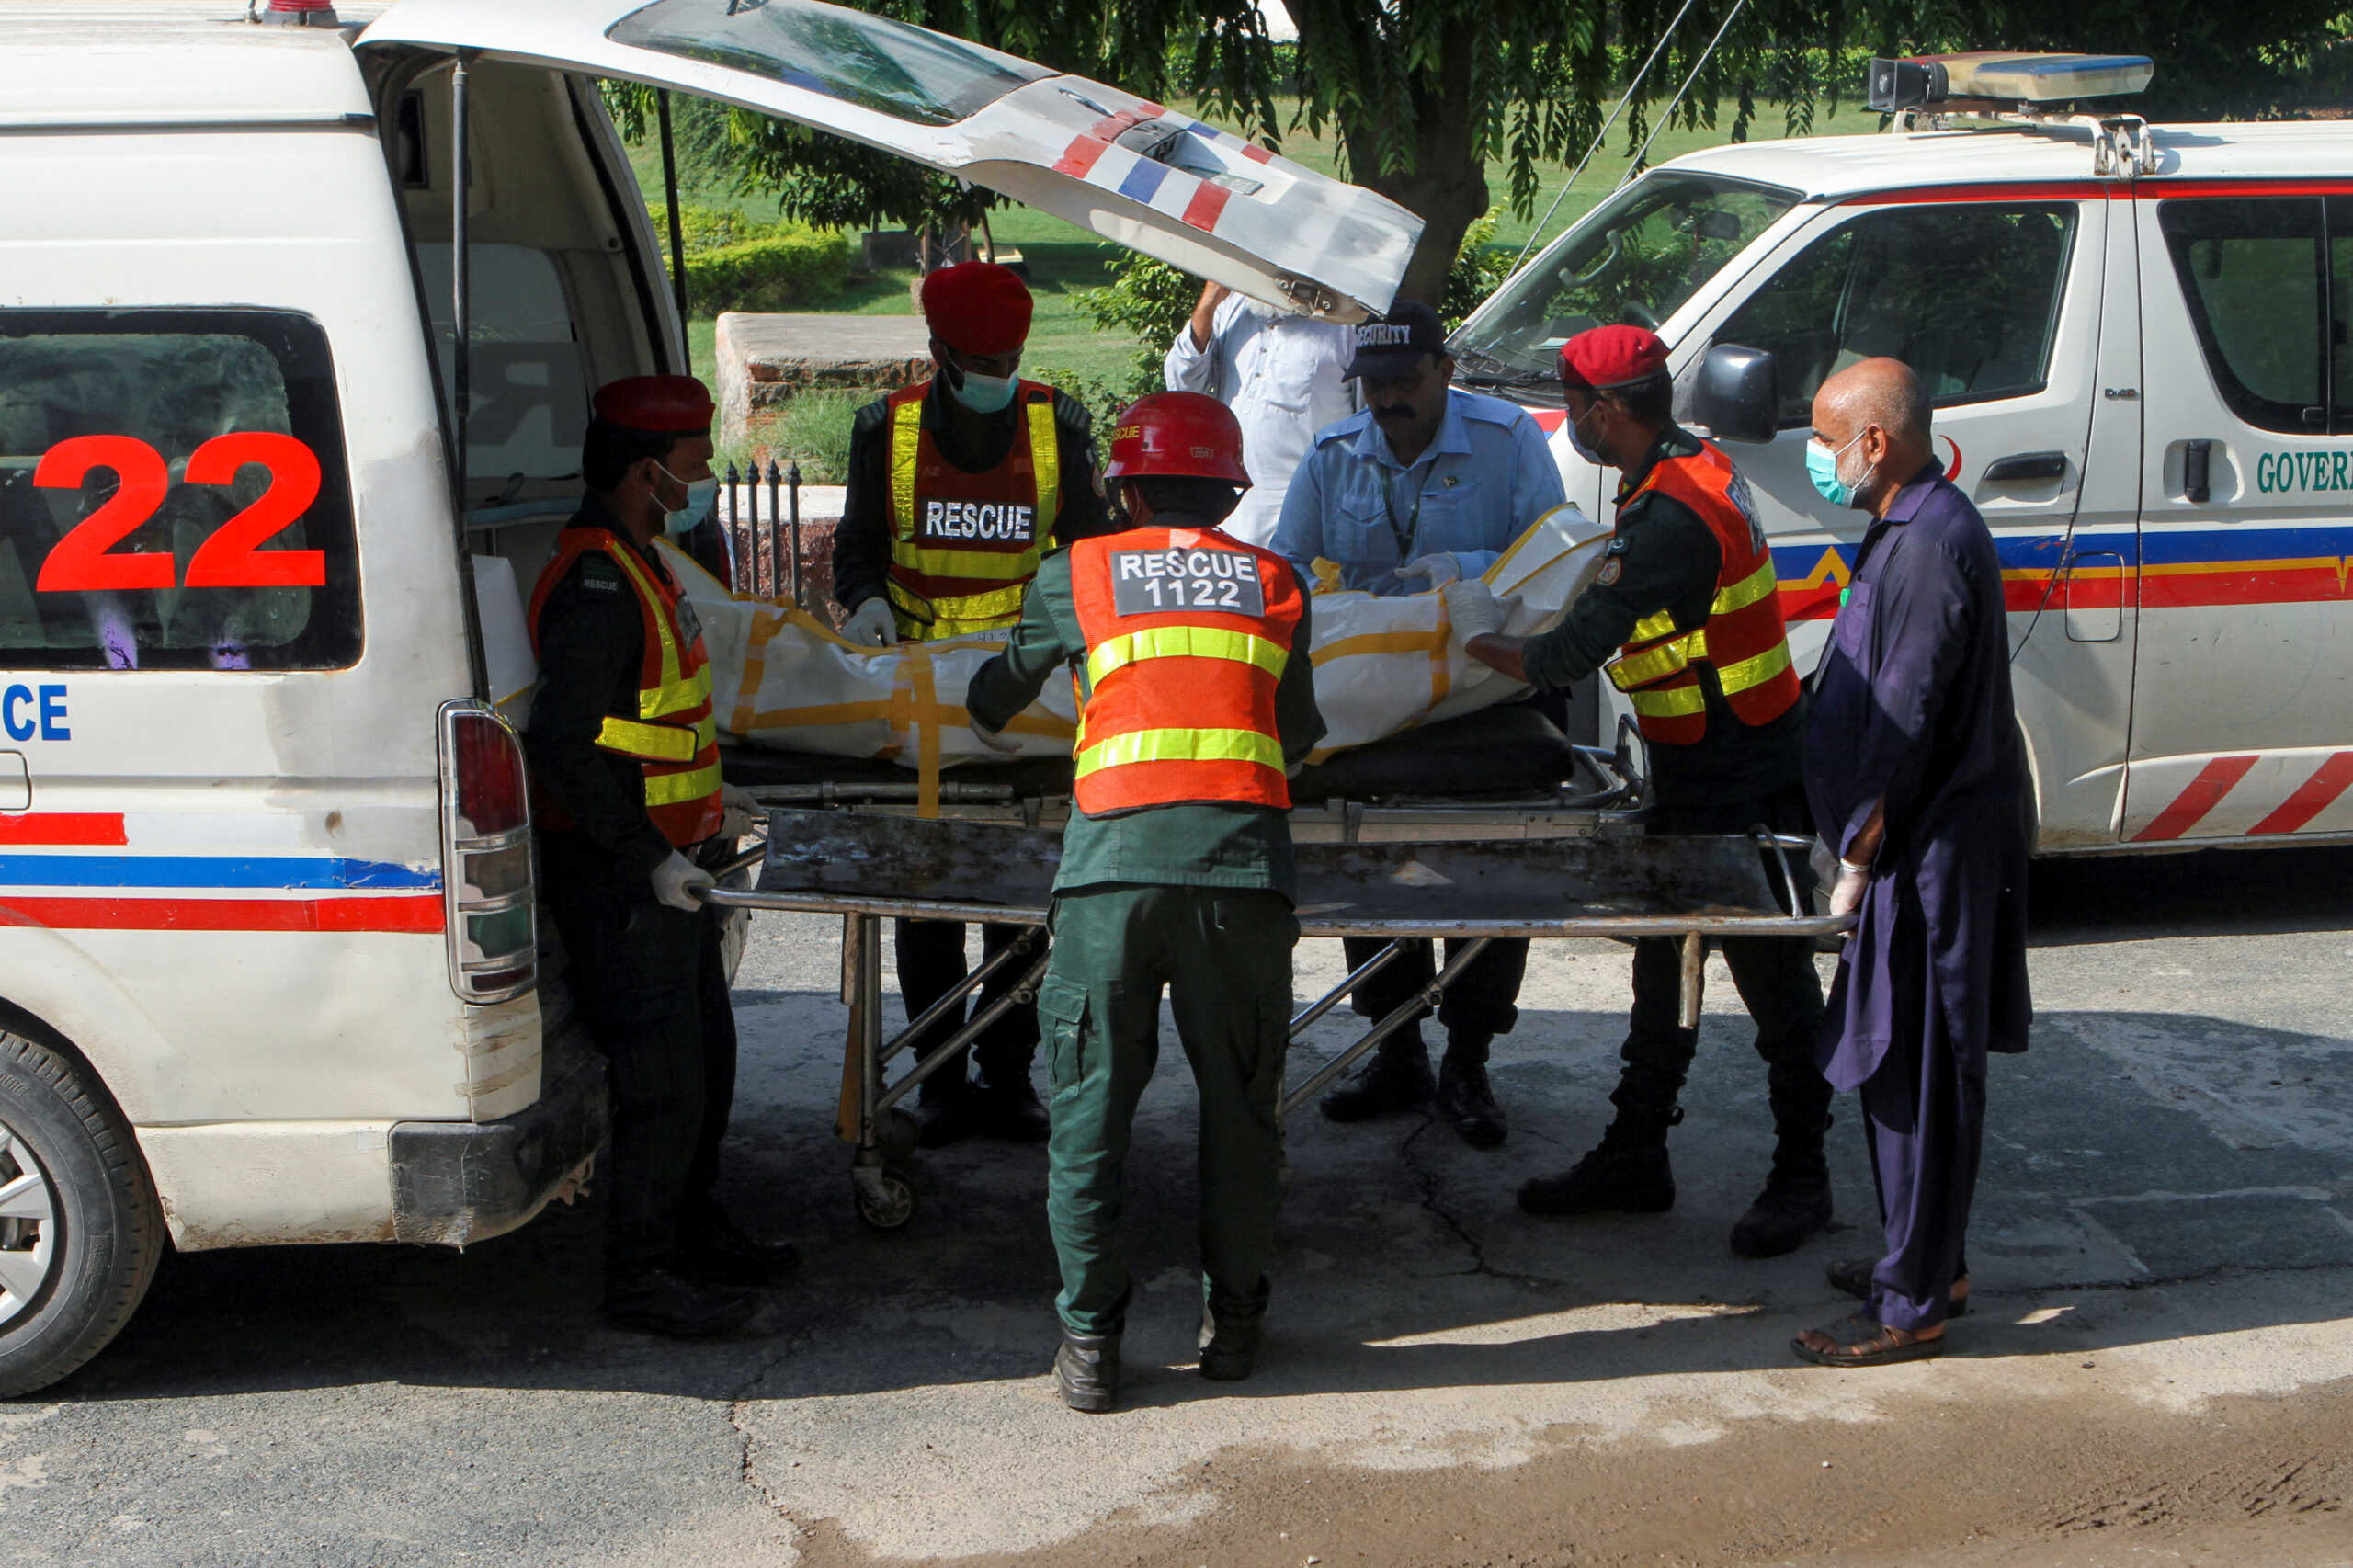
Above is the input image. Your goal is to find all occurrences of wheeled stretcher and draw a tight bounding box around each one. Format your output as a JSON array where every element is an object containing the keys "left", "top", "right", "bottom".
[{"left": 699, "top": 708, "right": 1847, "bottom": 1229}]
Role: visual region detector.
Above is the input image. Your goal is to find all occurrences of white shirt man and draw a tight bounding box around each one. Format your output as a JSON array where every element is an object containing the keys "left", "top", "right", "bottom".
[{"left": 1163, "top": 282, "right": 1358, "bottom": 546}]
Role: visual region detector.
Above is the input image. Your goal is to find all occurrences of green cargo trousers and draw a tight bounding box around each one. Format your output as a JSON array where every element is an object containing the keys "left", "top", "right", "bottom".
[{"left": 1037, "top": 884, "right": 1299, "bottom": 1337}]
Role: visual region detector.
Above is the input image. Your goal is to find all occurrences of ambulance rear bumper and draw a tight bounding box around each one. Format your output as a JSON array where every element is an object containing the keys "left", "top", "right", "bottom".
[{"left": 387, "top": 1046, "right": 609, "bottom": 1247}]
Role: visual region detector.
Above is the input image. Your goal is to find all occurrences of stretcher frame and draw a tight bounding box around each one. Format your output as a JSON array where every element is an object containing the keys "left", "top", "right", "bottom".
[{"left": 700, "top": 749, "right": 1847, "bottom": 1231}]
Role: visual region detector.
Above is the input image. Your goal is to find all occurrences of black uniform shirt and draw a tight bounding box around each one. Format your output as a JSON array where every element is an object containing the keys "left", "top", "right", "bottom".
[
  {"left": 525, "top": 493, "right": 681, "bottom": 878},
  {"left": 1520, "top": 424, "right": 1802, "bottom": 806},
  {"left": 833, "top": 376, "right": 1111, "bottom": 613}
]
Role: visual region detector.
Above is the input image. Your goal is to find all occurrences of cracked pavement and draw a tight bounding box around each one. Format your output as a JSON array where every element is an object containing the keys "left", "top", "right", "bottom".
[{"left": 2, "top": 846, "right": 2350, "bottom": 1565}]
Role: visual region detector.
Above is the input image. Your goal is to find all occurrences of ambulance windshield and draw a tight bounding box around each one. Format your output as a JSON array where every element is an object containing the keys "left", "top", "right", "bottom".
[
  {"left": 1453, "top": 174, "right": 1797, "bottom": 395},
  {"left": 609, "top": 0, "right": 1054, "bottom": 128}
]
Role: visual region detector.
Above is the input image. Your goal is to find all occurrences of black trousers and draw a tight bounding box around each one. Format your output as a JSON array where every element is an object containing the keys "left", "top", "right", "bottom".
[
  {"left": 1615, "top": 785, "right": 1827, "bottom": 1131},
  {"left": 540, "top": 832, "right": 737, "bottom": 1276},
  {"left": 1342, "top": 937, "right": 1530, "bottom": 1063},
  {"left": 895, "top": 918, "right": 1040, "bottom": 1095}
]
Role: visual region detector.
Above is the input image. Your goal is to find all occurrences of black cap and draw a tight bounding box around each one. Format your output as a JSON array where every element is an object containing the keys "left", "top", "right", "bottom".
[{"left": 1342, "top": 300, "right": 1448, "bottom": 380}]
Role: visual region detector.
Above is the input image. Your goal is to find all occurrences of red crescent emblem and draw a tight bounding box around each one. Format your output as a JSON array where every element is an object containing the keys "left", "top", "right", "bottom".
[{"left": 1940, "top": 434, "right": 1963, "bottom": 481}]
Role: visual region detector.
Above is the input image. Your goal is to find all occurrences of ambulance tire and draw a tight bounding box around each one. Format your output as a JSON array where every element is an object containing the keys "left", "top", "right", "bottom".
[{"left": 0, "top": 1029, "right": 165, "bottom": 1399}]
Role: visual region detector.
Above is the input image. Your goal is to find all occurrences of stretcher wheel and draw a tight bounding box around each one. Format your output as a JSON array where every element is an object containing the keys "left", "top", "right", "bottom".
[
  {"left": 877, "top": 1108, "right": 920, "bottom": 1164},
  {"left": 854, "top": 1167, "right": 919, "bottom": 1231}
]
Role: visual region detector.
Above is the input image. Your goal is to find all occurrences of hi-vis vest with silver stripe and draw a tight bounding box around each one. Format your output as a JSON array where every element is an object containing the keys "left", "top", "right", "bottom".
[
  {"left": 527, "top": 527, "right": 724, "bottom": 846},
  {"left": 1602, "top": 441, "right": 1801, "bottom": 747},
  {"left": 885, "top": 379, "right": 1061, "bottom": 641},
  {"left": 1066, "top": 527, "right": 1303, "bottom": 815}
]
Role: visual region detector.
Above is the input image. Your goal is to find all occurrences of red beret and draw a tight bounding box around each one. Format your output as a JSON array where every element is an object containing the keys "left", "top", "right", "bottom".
[
  {"left": 1559, "top": 324, "right": 1669, "bottom": 392},
  {"left": 919, "top": 261, "right": 1033, "bottom": 356},
  {"left": 593, "top": 375, "right": 713, "bottom": 435}
]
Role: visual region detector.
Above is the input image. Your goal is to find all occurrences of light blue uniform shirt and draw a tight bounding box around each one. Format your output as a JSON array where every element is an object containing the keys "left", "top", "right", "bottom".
[{"left": 1271, "top": 387, "right": 1566, "bottom": 594}]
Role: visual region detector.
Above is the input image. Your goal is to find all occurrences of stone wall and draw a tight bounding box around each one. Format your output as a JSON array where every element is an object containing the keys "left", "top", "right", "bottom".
[{"left": 713, "top": 312, "right": 931, "bottom": 449}]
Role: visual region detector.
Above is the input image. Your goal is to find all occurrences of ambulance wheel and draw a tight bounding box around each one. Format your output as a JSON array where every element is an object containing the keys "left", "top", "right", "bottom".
[
  {"left": 0, "top": 1028, "right": 165, "bottom": 1398},
  {"left": 853, "top": 1168, "right": 919, "bottom": 1232}
]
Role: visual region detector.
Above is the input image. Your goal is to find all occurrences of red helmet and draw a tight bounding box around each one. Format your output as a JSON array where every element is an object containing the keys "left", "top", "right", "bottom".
[{"left": 1103, "top": 392, "right": 1251, "bottom": 486}]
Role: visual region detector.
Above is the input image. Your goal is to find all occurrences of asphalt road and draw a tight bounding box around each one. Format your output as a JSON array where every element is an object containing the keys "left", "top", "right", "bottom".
[{"left": 3, "top": 846, "right": 2350, "bottom": 1567}]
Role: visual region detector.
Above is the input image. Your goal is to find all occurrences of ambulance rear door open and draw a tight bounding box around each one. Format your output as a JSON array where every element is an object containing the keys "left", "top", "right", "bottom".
[{"left": 356, "top": 0, "right": 1424, "bottom": 325}]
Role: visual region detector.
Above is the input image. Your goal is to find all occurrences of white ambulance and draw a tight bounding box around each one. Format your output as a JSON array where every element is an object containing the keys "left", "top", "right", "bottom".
[
  {"left": 1454, "top": 53, "right": 2353, "bottom": 852},
  {"left": 0, "top": 0, "right": 1415, "bottom": 1393}
]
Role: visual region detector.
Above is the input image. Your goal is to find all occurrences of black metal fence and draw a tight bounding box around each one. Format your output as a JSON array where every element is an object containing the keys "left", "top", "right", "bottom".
[{"left": 722, "top": 459, "right": 803, "bottom": 606}]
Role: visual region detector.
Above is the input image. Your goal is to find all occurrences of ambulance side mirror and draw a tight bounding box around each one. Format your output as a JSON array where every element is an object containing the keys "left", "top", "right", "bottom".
[{"left": 1691, "top": 343, "right": 1779, "bottom": 445}]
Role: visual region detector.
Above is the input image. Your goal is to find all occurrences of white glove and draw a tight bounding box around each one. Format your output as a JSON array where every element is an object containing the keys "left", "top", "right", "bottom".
[
  {"left": 1396, "top": 552, "right": 1462, "bottom": 590},
  {"left": 841, "top": 597, "right": 899, "bottom": 648},
  {"left": 970, "top": 716, "right": 1021, "bottom": 755},
  {"left": 720, "top": 784, "right": 762, "bottom": 842},
  {"left": 1441, "top": 578, "right": 1509, "bottom": 642},
  {"left": 1828, "top": 858, "right": 1870, "bottom": 921},
  {"left": 651, "top": 848, "right": 715, "bottom": 913},
  {"left": 1810, "top": 837, "right": 1839, "bottom": 901}
]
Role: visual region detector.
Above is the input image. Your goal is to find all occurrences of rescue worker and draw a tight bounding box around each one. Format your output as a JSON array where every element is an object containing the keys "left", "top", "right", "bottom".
[
  {"left": 832, "top": 261, "right": 1111, "bottom": 1148},
  {"left": 1443, "top": 325, "right": 1834, "bottom": 1260},
  {"left": 1271, "top": 300, "right": 1566, "bottom": 1151},
  {"left": 527, "top": 375, "right": 801, "bottom": 1337},
  {"left": 965, "top": 392, "right": 1324, "bottom": 1414}
]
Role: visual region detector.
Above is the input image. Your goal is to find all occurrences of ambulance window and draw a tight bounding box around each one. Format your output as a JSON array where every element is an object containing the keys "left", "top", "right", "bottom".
[
  {"left": 1715, "top": 204, "right": 2074, "bottom": 426},
  {"left": 608, "top": 0, "right": 1053, "bottom": 127},
  {"left": 2159, "top": 198, "right": 2330, "bottom": 434},
  {"left": 1455, "top": 174, "right": 1798, "bottom": 384},
  {"left": 0, "top": 310, "right": 358, "bottom": 672},
  {"left": 2333, "top": 198, "right": 2353, "bottom": 431}
]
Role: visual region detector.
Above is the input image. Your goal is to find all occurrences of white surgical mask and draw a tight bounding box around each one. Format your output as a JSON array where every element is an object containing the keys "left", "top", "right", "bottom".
[{"left": 1565, "top": 402, "right": 1605, "bottom": 465}]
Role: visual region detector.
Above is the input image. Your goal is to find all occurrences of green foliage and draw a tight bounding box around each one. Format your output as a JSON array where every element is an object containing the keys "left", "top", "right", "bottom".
[
  {"left": 648, "top": 204, "right": 782, "bottom": 256},
  {"left": 723, "top": 390, "right": 868, "bottom": 484},
  {"left": 1021, "top": 358, "right": 1141, "bottom": 436},
  {"left": 1441, "top": 210, "right": 1514, "bottom": 332},
  {"left": 1070, "top": 252, "right": 1199, "bottom": 401},
  {"left": 684, "top": 231, "right": 858, "bottom": 314}
]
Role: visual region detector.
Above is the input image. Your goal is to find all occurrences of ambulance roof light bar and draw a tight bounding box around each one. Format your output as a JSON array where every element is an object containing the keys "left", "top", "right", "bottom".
[{"left": 1869, "top": 51, "right": 2160, "bottom": 179}]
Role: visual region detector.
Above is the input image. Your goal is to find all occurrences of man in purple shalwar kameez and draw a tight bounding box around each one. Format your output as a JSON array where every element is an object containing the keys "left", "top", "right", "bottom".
[{"left": 1791, "top": 358, "right": 2032, "bottom": 1368}]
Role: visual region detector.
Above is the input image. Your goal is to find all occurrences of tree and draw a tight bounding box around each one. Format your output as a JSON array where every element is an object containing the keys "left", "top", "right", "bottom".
[{"left": 626, "top": 1, "right": 2350, "bottom": 308}]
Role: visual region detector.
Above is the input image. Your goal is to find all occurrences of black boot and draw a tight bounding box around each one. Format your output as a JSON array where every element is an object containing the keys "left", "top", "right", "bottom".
[
  {"left": 681, "top": 1207, "right": 803, "bottom": 1288},
  {"left": 974, "top": 1073, "right": 1051, "bottom": 1142},
  {"left": 1731, "top": 1109, "right": 1833, "bottom": 1259},
  {"left": 604, "top": 1264, "right": 764, "bottom": 1337},
  {"left": 908, "top": 1073, "right": 979, "bottom": 1149},
  {"left": 1436, "top": 1045, "right": 1506, "bottom": 1149},
  {"left": 1054, "top": 1331, "right": 1120, "bottom": 1413},
  {"left": 1318, "top": 1034, "right": 1435, "bottom": 1122},
  {"left": 1518, "top": 1103, "right": 1679, "bottom": 1217},
  {"left": 1199, "top": 1278, "right": 1270, "bottom": 1382}
]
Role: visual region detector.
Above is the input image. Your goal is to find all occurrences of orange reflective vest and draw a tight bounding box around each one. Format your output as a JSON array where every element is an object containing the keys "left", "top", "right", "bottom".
[
  {"left": 1066, "top": 527, "right": 1303, "bottom": 815},
  {"left": 527, "top": 527, "right": 724, "bottom": 846},
  {"left": 1603, "top": 441, "right": 1801, "bottom": 747},
  {"left": 885, "top": 379, "right": 1061, "bottom": 640}
]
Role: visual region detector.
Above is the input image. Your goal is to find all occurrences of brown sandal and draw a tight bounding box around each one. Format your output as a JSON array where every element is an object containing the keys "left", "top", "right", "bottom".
[
  {"left": 1826, "top": 1258, "right": 1970, "bottom": 1317},
  {"left": 1792, "top": 1311, "right": 1946, "bottom": 1368}
]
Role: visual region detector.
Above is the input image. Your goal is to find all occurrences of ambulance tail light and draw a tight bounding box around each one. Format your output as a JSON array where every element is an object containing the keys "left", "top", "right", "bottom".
[{"left": 438, "top": 701, "right": 536, "bottom": 1005}]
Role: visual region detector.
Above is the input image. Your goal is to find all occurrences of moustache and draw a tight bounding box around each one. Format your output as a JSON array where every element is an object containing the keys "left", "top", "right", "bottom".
[{"left": 1372, "top": 403, "right": 1415, "bottom": 420}]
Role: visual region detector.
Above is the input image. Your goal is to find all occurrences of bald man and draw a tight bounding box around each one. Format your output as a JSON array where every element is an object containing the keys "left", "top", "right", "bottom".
[{"left": 1790, "top": 358, "right": 2031, "bottom": 1368}]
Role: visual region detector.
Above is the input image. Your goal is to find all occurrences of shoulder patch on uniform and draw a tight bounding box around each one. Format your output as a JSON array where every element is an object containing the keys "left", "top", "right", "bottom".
[
  {"left": 578, "top": 554, "right": 623, "bottom": 589},
  {"left": 1605, "top": 536, "right": 1629, "bottom": 554},
  {"left": 1597, "top": 558, "right": 1623, "bottom": 586}
]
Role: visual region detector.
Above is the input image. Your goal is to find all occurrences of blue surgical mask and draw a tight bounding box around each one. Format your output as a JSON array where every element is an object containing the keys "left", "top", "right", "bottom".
[
  {"left": 949, "top": 366, "right": 1018, "bottom": 415},
  {"left": 656, "top": 462, "right": 717, "bottom": 537},
  {"left": 1807, "top": 431, "right": 1867, "bottom": 508}
]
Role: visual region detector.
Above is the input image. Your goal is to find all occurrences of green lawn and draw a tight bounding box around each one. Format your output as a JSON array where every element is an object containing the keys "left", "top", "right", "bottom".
[{"left": 625, "top": 92, "right": 1888, "bottom": 464}]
